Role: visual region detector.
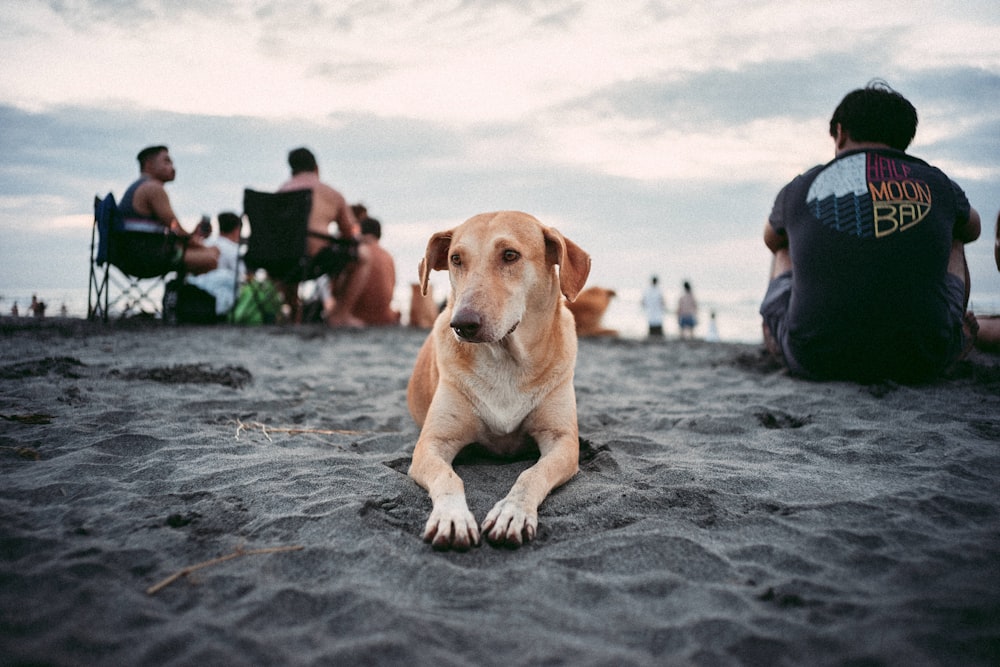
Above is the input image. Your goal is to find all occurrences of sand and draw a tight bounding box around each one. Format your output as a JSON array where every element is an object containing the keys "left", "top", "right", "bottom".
[{"left": 1, "top": 317, "right": 999, "bottom": 666}]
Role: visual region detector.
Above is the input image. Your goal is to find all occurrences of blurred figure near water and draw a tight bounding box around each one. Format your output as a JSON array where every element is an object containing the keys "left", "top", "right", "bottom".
[
  {"left": 640, "top": 275, "right": 666, "bottom": 338},
  {"left": 677, "top": 281, "right": 698, "bottom": 339},
  {"left": 705, "top": 310, "right": 720, "bottom": 342},
  {"left": 30, "top": 294, "right": 46, "bottom": 318}
]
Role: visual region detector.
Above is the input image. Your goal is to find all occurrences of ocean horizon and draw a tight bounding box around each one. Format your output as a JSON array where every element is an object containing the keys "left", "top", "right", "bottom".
[
  {"left": 4, "top": 281, "right": 999, "bottom": 346},
  {"left": 2, "top": 281, "right": 778, "bottom": 343}
]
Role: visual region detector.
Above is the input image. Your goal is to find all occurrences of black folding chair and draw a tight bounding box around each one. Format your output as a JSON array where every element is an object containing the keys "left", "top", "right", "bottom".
[
  {"left": 242, "top": 188, "right": 314, "bottom": 282},
  {"left": 87, "top": 193, "right": 175, "bottom": 321},
  {"left": 242, "top": 187, "right": 358, "bottom": 323}
]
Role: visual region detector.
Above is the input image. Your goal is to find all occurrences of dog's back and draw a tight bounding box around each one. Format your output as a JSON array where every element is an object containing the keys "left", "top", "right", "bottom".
[
  {"left": 565, "top": 286, "right": 617, "bottom": 337},
  {"left": 408, "top": 283, "right": 439, "bottom": 329}
]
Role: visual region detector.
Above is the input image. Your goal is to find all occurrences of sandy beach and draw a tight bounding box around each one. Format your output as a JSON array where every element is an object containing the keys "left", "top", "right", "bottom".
[{"left": 1, "top": 317, "right": 999, "bottom": 666}]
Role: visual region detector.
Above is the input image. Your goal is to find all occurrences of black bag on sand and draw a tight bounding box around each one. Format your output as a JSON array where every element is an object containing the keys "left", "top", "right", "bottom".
[{"left": 163, "top": 279, "right": 218, "bottom": 325}]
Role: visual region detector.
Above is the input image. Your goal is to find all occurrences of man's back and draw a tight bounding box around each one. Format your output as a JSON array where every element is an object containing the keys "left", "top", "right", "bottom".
[
  {"left": 760, "top": 82, "right": 980, "bottom": 383},
  {"left": 351, "top": 240, "right": 398, "bottom": 325},
  {"left": 278, "top": 172, "right": 358, "bottom": 256},
  {"left": 773, "top": 148, "right": 970, "bottom": 380}
]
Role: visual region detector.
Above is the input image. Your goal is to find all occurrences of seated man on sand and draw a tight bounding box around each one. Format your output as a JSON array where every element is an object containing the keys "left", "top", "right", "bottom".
[
  {"left": 974, "top": 210, "right": 1000, "bottom": 353},
  {"left": 116, "top": 145, "right": 219, "bottom": 277},
  {"left": 277, "top": 147, "right": 371, "bottom": 326},
  {"left": 185, "top": 212, "right": 246, "bottom": 318},
  {"left": 336, "top": 217, "right": 400, "bottom": 326},
  {"left": 760, "top": 81, "right": 981, "bottom": 382}
]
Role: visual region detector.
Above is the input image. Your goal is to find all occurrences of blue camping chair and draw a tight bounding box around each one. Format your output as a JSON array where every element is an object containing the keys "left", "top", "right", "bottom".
[{"left": 87, "top": 193, "right": 175, "bottom": 321}]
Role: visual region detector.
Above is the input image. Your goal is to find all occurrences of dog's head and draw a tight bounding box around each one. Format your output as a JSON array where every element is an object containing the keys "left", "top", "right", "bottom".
[{"left": 418, "top": 211, "right": 590, "bottom": 343}]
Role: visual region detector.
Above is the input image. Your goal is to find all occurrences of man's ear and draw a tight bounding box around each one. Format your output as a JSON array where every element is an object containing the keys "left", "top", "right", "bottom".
[{"left": 834, "top": 123, "right": 849, "bottom": 151}]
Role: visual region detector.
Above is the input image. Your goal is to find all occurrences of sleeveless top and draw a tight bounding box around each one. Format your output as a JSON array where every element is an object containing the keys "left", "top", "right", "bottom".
[{"left": 118, "top": 178, "right": 166, "bottom": 233}]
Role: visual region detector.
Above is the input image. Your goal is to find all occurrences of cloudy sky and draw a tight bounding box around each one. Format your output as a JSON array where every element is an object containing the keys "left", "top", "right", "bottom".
[{"left": 2, "top": 0, "right": 999, "bottom": 336}]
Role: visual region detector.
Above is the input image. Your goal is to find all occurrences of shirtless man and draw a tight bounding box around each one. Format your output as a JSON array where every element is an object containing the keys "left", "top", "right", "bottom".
[
  {"left": 278, "top": 147, "right": 371, "bottom": 327},
  {"left": 118, "top": 145, "right": 219, "bottom": 276},
  {"left": 349, "top": 218, "right": 400, "bottom": 326}
]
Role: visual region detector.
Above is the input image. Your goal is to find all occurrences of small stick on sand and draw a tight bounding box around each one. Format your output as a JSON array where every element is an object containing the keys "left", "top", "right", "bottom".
[
  {"left": 232, "top": 419, "right": 362, "bottom": 441},
  {"left": 146, "top": 545, "right": 304, "bottom": 595}
]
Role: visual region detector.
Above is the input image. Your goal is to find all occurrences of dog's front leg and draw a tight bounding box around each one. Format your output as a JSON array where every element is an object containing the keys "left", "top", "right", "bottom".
[
  {"left": 412, "top": 458, "right": 479, "bottom": 550},
  {"left": 409, "top": 405, "right": 480, "bottom": 550},
  {"left": 482, "top": 418, "right": 580, "bottom": 547}
]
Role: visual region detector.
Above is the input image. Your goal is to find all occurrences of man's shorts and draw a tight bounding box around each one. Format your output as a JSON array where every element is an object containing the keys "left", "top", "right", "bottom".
[
  {"left": 111, "top": 231, "right": 185, "bottom": 279},
  {"left": 307, "top": 239, "right": 359, "bottom": 280},
  {"left": 759, "top": 271, "right": 810, "bottom": 376},
  {"left": 760, "top": 270, "right": 967, "bottom": 380}
]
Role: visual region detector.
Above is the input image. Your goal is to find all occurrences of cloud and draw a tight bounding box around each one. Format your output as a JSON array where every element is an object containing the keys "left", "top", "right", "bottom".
[{"left": 2, "top": 1, "right": 999, "bottom": 327}]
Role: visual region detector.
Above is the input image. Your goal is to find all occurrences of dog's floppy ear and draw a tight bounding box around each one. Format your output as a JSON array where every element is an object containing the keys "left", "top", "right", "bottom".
[
  {"left": 418, "top": 230, "right": 453, "bottom": 296},
  {"left": 543, "top": 227, "right": 591, "bottom": 302}
]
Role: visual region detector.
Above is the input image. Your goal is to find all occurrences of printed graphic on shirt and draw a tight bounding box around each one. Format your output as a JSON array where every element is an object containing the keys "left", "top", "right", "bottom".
[{"left": 806, "top": 153, "right": 931, "bottom": 239}]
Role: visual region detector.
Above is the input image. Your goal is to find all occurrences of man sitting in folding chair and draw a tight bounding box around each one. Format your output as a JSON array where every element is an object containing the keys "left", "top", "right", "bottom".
[
  {"left": 277, "top": 147, "right": 371, "bottom": 327},
  {"left": 116, "top": 145, "right": 219, "bottom": 277}
]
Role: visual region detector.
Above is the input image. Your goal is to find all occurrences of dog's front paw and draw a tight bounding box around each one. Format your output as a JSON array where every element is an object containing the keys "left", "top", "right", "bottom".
[
  {"left": 423, "top": 498, "right": 480, "bottom": 551},
  {"left": 482, "top": 500, "right": 537, "bottom": 547}
]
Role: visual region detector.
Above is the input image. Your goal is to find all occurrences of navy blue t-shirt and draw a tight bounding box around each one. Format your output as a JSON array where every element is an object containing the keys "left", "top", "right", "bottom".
[{"left": 769, "top": 148, "right": 971, "bottom": 381}]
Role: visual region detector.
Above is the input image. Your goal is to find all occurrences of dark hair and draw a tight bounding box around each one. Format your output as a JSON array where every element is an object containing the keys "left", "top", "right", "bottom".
[
  {"left": 217, "top": 212, "right": 242, "bottom": 234},
  {"left": 361, "top": 217, "right": 382, "bottom": 240},
  {"left": 136, "top": 145, "right": 168, "bottom": 169},
  {"left": 288, "top": 147, "right": 318, "bottom": 174},
  {"left": 829, "top": 80, "right": 918, "bottom": 151}
]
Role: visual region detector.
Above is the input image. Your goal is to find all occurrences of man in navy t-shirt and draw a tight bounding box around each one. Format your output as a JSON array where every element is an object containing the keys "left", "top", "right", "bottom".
[{"left": 760, "top": 82, "right": 982, "bottom": 382}]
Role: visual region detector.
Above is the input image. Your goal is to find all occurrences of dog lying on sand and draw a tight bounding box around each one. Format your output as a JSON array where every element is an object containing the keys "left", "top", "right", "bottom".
[
  {"left": 408, "top": 283, "right": 440, "bottom": 329},
  {"left": 565, "top": 286, "right": 618, "bottom": 337},
  {"left": 406, "top": 211, "right": 591, "bottom": 550}
]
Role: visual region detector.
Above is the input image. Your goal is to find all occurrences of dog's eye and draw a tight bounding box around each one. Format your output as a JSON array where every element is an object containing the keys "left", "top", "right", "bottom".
[
  {"left": 450, "top": 254, "right": 462, "bottom": 267},
  {"left": 502, "top": 250, "right": 520, "bottom": 263}
]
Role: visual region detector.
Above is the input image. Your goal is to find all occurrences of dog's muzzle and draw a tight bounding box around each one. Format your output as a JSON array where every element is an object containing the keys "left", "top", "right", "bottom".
[{"left": 451, "top": 309, "right": 519, "bottom": 343}]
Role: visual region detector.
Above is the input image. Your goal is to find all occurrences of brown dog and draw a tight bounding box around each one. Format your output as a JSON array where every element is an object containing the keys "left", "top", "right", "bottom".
[
  {"left": 408, "top": 282, "right": 440, "bottom": 328},
  {"left": 406, "top": 211, "right": 591, "bottom": 550},
  {"left": 565, "top": 286, "right": 618, "bottom": 337}
]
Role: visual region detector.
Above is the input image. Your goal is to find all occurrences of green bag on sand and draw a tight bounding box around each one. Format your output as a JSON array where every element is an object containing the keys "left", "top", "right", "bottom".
[{"left": 231, "top": 279, "right": 283, "bottom": 325}]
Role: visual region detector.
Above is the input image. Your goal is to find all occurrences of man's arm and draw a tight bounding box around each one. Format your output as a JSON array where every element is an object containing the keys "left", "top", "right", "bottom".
[
  {"left": 764, "top": 221, "right": 788, "bottom": 253},
  {"left": 954, "top": 206, "right": 981, "bottom": 245},
  {"left": 951, "top": 178, "right": 980, "bottom": 245},
  {"left": 334, "top": 196, "right": 359, "bottom": 239},
  {"left": 994, "top": 211, "right": 999, "bottom": 272},
  {"left": 139, "top": 182, "right": 187, "bottom": 236}
]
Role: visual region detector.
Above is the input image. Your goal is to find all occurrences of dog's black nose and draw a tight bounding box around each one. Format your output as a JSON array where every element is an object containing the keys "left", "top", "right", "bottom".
[{"left": 451, "top": 311, "right": 481, "bottom": 340}]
